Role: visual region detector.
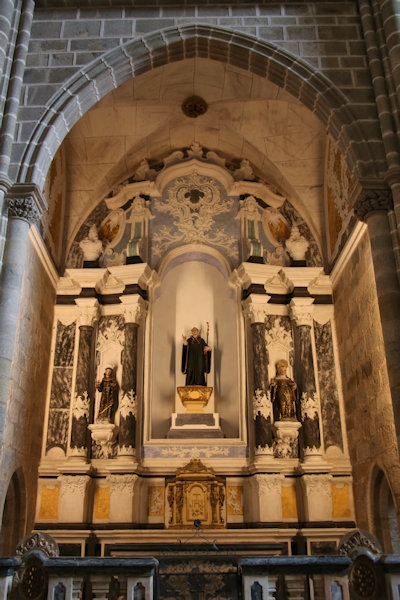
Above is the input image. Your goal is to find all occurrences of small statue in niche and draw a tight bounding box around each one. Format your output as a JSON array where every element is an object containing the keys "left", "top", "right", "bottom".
[
  {"left": 95, "top": 365, "right": 118, "bottom": 422},
  {"left": 182, "top": 326, "right": 211, "bottom": 386},
  {"left": 270, "top": 359, "right": 299, "bottom": 421},
  {"left": 79, "top": 223, "right": 103, "bottom": 262}
]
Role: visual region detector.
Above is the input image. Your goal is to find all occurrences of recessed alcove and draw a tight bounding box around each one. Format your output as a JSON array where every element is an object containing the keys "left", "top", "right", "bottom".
[{"left": 146, "top": 245, "right": 243, "bottom": 440}]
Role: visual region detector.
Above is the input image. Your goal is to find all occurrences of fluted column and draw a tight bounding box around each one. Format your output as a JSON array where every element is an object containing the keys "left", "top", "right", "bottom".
[
  {"left": 290, "top": 299, "right": 322, "bottom": 456},
  {"left": 118, "top": 296, "right": 147, "bottom": 457},
  {"left": 0, "top": 186, "right": 46, "bottom": 447},
  {"left": 355, "top": 188, "right": 400, "bottom": 447},
  {"left": 69, "top": 299, "right": 99, "bottom": 459}
]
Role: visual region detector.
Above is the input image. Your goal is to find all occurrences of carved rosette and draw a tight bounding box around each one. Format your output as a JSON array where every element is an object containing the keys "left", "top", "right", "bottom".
[{"left": 354, "top": 187, "right": 393, "bottom": 221}]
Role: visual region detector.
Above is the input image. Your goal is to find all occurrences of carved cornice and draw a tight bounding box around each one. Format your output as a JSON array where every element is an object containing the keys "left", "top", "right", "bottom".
[
  {"left": 6, "top": 184, "right": 47, "bottom": 224},
  {"left": 354, "top": 187, "right": 393, "bottom": 221}
]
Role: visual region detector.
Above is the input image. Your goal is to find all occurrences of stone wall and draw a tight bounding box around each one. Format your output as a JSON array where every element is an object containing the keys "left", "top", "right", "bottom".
[
  {"left": 11, "top": 1, "right": 384, "bottom": 187},
  {"left": 0, "top": 235, "right": 56, "bottom": 530},
  {"left": 333, "top": 229, "right": 400, "bottom": 530}
]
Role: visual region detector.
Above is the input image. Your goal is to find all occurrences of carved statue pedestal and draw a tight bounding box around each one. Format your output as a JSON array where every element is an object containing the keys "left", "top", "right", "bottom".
[
  {"left": 89, "top": 422, "right": 118, "bottom": 458},
  {"left": 273, "top": 420, "right": 301, "bottom": 458},
  {"left": 167, "top": 412, "right": 224, "bottom": 438},
  {"left": 168, "top": 386, "right": 223, "bottom": 438},
  {"left": 177, "top": 386, "right": 213, "bottom": 413}
]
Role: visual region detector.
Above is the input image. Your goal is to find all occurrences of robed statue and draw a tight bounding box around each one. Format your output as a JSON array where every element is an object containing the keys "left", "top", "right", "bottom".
[
  {"left": 95, "top": 365, "right": 118, "bottom": 422},
  {"left": 270, "top": 359, "right": 298, "bottom": 421},
  {"left": 182, "top": 327, "right": 211, "bottom": 386}
]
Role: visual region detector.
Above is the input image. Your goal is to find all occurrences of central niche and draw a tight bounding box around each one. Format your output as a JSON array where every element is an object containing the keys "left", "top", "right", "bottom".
[{"left": 147, "top": 246, "right": 242, "bottom": 441}]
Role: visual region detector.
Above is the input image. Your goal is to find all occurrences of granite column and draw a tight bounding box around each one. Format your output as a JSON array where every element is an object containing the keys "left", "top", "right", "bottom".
[{"left": 355, "top": 188, "right": 400, "bottom": 450}]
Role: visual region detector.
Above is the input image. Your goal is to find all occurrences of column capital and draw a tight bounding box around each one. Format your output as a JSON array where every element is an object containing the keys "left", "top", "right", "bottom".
[
  {"left": 242, "top": 295, "right": 270, "bottom": 324},
  {"left": 289, "top": 298, "right": 314, "bottom": 326},
  {"left": 120, "top": 295, "right": 148, "bottom": 324},
  {"left": 6, "top": 183, "right": 47, "bottom": 224},
  {"left": 75, "top": 298, "right": 100, "bottom": 327},
  {"left": 354, "top": 186, "right": 393, "bottom": 221}
]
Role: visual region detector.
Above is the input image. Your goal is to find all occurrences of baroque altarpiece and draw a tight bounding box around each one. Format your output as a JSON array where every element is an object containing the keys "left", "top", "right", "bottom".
[{"left": 37, "top": 144, "right": 354, "bottom": 556}]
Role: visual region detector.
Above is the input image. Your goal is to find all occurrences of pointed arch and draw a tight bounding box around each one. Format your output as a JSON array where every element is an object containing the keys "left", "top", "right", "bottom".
[
  {"left": 371, "top": 466, "right": 400, "bottom": 553},
  {"left": 16, "top": 25, "right": 376, "bottom": 190},
  {"left": 0, "top": 469, "right": 27, "bottom": 556}
]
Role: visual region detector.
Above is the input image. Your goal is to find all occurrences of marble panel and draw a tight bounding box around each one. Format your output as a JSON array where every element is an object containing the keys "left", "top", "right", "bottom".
[
  {"left": 54, "top": 321, "right": 76, "bottom": 367},
  {"left": 314, "top": 320, "right": 344, "bottom": 452},
  {"left": 294, "top": 325, "right": 316, "bottom": 395},
  {"left": 252, "top": 322, "right": 268, "bottom": 392},
  {"left": 46, "top": 409, "right": 69, "bottom": 453},
  {"left": 75, "top": 326, "right": 93, "bottom": 397},
  {"left": 50, "top": 367, "right": 73, "bottom": 408}
]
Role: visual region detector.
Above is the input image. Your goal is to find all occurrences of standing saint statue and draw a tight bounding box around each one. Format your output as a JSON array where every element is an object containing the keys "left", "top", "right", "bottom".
[
  {"left": 270, "top": 359, "right": 298, "bottom": 421},
  {"left": 182, "top": 327, "right": 211, "bottom": 386},
  {"left": 95, "top": 365, "right": 118, "bottom": 422}
]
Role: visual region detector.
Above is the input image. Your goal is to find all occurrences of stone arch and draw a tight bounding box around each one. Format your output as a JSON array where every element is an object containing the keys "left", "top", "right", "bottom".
[
  {"left": 16, "top": 24, "right": 377, "bottom": 190},
  {"left": 0, "top": 468, "right": 27, "bottom": 556},
  {"left": 371, "top": 466, "right": 400, "bottom": 553}
]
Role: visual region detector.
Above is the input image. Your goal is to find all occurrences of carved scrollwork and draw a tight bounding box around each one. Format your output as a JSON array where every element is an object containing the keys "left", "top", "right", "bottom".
[{"left": 15, "top": 532, "right": 59, "bottom": 559}]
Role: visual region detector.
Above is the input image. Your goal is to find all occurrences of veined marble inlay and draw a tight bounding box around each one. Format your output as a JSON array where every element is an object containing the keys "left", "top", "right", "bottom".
[{"left": 314, "top": 320, "right": 343, "bottom": 451}]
